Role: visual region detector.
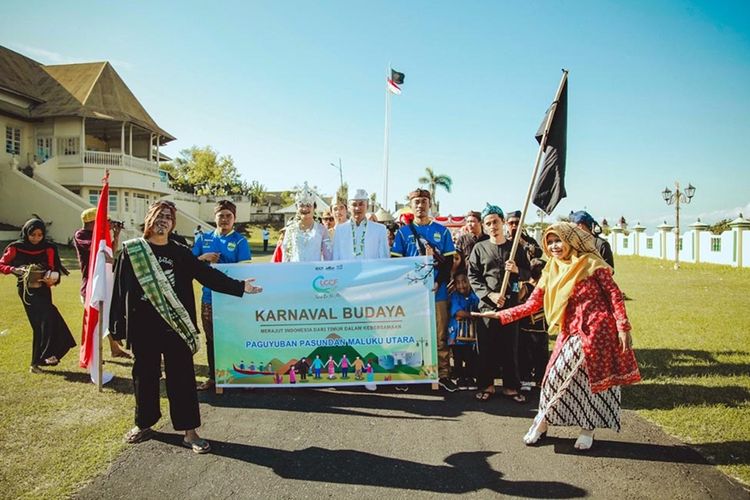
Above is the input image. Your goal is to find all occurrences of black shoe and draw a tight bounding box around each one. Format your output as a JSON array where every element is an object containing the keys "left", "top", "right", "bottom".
[
  {"left": 457, "top": 378, "right": 469, "bottom": 390},
  {"left": 439, "top": 377, "right": 458, "bottom": 392}
]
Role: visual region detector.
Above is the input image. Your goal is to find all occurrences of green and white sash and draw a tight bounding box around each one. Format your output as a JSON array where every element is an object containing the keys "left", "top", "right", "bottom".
[{"left": 124, "top": 238, "right": 200, "bottom": 354}]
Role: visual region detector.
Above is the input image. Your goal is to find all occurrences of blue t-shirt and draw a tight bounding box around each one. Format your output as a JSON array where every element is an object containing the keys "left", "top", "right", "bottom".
[
  {"left": 448, "top": 290, "right": 480, "bottom": 345},
  {"left": 192, "top": 230, "right": 251, "bottom": 303},
  {"left": 391, "top": 221, "right": 456, "bottom": 301}
]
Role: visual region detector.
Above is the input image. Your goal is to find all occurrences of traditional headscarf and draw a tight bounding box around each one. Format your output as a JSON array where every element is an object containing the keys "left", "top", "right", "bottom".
[
  {"left": 480, "top": 203, "right": 504, "bottom": 221},
  {"left": 538, "top": 222, "right": 611, "bottom": 333},
  {"left": 408, "top": 188, "right": 431, "bottom": 201},
  {"left": 12, "top": 218, "right": 68, "bottom": 274},
  {"left": 465, "top": 210, "right": 481, "bottom": 221},
  {"left": 214, "top": 199, "right": 237, "bottom": 216},
  {"left": 19, "top": 218, "right": 47, "bottom": 248},
  {"left": 143, "top": 200, "right": 177, "bottom": 237}
]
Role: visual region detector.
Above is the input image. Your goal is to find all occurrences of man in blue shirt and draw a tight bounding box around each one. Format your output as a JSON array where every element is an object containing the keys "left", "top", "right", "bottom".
[
  {"left": 193, "top": 200, "right": 251, "bottom": 390},
  {"left": 391, "top": 188, "right": 457, "bottom": 392}
]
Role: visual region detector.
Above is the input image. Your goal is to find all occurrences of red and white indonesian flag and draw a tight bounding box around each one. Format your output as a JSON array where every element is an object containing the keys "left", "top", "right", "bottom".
[{"left": 79, "top": 180, "right": 114, "bottom": 385}]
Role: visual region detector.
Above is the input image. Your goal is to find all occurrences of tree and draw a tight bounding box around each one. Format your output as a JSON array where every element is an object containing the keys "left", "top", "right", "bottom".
[
  {"left": 418, "top": 167, "right": 452, "bottom": 214},
  {"left": 166, "top": 146, "right": 247, "bottom": 196},
  {"left": 369, "top": 192, "right": 377, "bottom": 212},
  {"left": 708, "top": 218, "right": 731, "bottom": 235},
  {"left": 335, "top": 182, "right": 349, "bottom": 205},
  {"left": 247, "top": 180, "right": 267, "bottom": 205}
]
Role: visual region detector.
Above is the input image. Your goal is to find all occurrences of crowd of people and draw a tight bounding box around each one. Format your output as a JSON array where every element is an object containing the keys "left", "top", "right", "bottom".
[{"left": 0, "top": 181, "right": 639, "bottom": 454}]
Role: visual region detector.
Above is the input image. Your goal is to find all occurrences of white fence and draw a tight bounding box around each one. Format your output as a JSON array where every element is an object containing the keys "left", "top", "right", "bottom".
[{"left": 530, "top": 220, "right": 750, "bottom": 268}]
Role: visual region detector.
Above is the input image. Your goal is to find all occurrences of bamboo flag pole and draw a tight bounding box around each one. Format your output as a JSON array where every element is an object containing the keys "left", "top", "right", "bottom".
[{"left": 498, "top": 69, "right": 569, "bottom": 298}]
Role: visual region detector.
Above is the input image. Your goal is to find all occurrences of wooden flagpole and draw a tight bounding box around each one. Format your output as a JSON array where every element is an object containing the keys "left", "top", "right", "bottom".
[
  {"left": 498, "top": 69, "right": 568, "bottom": 298},
  {"left": 97, "top": 299, "right": 104, "bottom": 392}
]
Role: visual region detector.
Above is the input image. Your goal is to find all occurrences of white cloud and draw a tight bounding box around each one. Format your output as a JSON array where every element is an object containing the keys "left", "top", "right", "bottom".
[{"left": 694, "top": 202, "right": 750, "bottom": 223}]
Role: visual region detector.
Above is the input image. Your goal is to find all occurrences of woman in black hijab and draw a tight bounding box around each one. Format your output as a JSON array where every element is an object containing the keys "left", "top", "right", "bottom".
[{"left": 0, "top": 218, "right": 76, "bottom": 372}]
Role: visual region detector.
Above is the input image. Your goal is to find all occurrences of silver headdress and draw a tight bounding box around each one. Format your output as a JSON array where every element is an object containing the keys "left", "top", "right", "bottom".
[{"left": 294, "top": 181, "right": 316, "bottom": 206}]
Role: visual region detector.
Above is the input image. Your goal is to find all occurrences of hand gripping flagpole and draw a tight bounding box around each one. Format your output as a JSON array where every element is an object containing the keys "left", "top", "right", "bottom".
[{"left": 498, "top": 69, "right": 569, "bottom": 299}]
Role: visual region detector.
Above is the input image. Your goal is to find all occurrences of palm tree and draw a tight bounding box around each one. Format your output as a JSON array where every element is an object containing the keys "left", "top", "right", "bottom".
[
  {"left": 247, "top": 180, "right": 267, "bottom": 205},
  {"left": 418, "top": 167, "right": 452, "bottom": 214}
]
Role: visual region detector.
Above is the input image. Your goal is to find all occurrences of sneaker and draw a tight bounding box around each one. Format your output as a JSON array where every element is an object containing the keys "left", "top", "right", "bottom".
[
  {"left": 457, "top": 378, "right": 469, "bottom": 390},
  {"left": 395, "top": 385, "right": 409, "bottom": 392},
  {"left": 467, "top": 378, "right": 478, "bottom": 391},
  {"left": 438, "top": 377, "right": 459, "bottom": 393}
]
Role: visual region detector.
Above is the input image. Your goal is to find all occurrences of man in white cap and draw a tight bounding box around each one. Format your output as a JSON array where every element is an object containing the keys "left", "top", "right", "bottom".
[{"left": 332, "top": 188, "right": 389, "bottom": 260}]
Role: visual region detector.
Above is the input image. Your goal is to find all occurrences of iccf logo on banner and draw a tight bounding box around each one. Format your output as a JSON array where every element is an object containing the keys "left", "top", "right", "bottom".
[{"left": 312, "top": 275, "right": 338, "bottom": 294}]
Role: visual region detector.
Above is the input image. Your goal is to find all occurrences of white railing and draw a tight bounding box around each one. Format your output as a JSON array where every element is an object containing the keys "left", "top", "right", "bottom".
[{"left": 82, "top": 151, "right": 158, "bottom": 174}]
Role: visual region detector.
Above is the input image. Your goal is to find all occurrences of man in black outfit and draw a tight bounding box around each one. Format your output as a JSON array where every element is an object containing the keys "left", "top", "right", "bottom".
[
  {"left": 468, "top": 204, "right": 530, "bottom": 403},
  {"left": 110, "top": 201, "right": 262, "bottom": 454}
]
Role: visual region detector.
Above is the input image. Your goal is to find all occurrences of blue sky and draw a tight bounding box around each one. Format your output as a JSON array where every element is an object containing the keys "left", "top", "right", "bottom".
[{"left": 3, "top": 0, "right": 749, "bottom": 228}]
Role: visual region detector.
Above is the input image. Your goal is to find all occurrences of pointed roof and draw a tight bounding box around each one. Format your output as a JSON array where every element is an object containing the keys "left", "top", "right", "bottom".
[{"left": 0, "top": 45, "right": 174, "bottom": 141}]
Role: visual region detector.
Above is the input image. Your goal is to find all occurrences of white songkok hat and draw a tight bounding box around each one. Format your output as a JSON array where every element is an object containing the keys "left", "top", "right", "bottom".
[
  {"left": 295, "top": 182, "right": 316, "bottom": 205},
  {"left": 350, "top": 188, "right": 369, "bottom": 201}
]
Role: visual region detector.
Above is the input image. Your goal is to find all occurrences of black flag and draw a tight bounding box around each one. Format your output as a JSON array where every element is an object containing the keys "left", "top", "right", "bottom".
[
  {"left": 533, "top": 74, "right": 568, "bottom": 214},
  {"left": 391, "top": 69, "right": 405, "bottom": 85}
]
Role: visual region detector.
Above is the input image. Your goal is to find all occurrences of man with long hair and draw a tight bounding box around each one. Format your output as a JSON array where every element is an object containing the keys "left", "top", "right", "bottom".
[{"left": 110, "top": 201, "right": 262, "bottom": 454}]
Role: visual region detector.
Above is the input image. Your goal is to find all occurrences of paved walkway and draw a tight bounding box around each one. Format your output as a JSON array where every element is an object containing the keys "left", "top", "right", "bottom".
[{"left": 76, "top": 386, "right": 747, "bottom": 499}]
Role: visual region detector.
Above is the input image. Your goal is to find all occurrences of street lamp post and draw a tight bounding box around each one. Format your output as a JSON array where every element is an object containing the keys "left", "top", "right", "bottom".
[
  {"left": 415, "top": 337, "right": 429, "bottom": 367},
  {"left": 330, "top": 158, "right": 343, "bottom": 193},
  {"left": 661, "top": 181, "right": 696, "bottom": 270}
]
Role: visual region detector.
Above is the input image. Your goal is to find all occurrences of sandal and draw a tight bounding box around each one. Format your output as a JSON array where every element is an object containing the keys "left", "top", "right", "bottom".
[
  {"left": 196, "top": 379, "right": 215, "bottom": 391},
  {"left": 574, "top": 432, "right": 594, "bottom": 451},
  {"left": 475, "top": 391, "right": 493, "bottom": 402},
  {"left": 123, "top": 426, "right": 153, "bottom": 444},
  {"left": 501, "top": 390, "right": 527, "bottom": 404},
  {"left": 43, "top": 356, "right": 59, "bottom": 366},
  {"left": 182, "top": 437, "right": 211, "bottom": 454}
]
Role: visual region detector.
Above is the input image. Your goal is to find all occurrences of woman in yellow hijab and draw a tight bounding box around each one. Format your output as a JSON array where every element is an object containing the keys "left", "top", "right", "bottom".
[{"left": 475, "top": 222, "right": 640, "bottom": 451}]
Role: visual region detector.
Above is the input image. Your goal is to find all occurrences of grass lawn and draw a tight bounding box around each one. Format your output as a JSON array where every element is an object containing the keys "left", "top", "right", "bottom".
[
  {"left": 616, "top": 256, "right": 750, "bottom": 486},
  {"left": 0, "top": 244, "right": 747, "bottom": 497}
]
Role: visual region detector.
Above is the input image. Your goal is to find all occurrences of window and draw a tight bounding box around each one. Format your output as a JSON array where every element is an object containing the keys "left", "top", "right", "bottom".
[
  {"left": 622, "top": 239, "right": 629, "bottom": 249},
  {"left": 678, "top": 238, "right": 683, "bottom": 251},
  {"left": 710, "top": 237, "right": 721, "bottom": 252},
  {"left": 6, "top": 126, "right": 21, "bottom": 154},
  {"left": 36, "top": 136, "right": 53, "bottom": 161},
  {"left": 124, "top": 192, "right": 130, "bottom": 212},
  {"left": 646, "top": 238, "right": 653, "bottom": 250},
  {"left": 89, "top": 189, "right": 117, "bottom": 212},
  {"left": 57, "top": 137, "right": 80, "bottom": 156},
  {"left": 109, "top": 190, "right": 118, "bottom": 212}
]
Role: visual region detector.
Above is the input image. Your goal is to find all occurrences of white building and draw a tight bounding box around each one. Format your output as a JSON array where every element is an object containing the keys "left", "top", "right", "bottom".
[{"left": 0, "top": 45, "right": 206, "bottom": 243}]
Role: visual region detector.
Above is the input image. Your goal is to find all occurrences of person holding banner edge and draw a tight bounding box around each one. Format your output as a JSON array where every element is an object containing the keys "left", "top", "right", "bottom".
[
  {"left": 110, "top": 201, "right": 262, "bottom": 454},
  {"left": 192, "top": 199, "right": 251, "bottom": 392},
  {"left": 391, "top": 188, "right": 457, "bottom": 392}
]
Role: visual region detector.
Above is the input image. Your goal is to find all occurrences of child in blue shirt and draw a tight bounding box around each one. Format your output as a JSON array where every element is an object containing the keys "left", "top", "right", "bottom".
[{"left": 448, "top": 272, "right": 479, "bottom": 390}]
